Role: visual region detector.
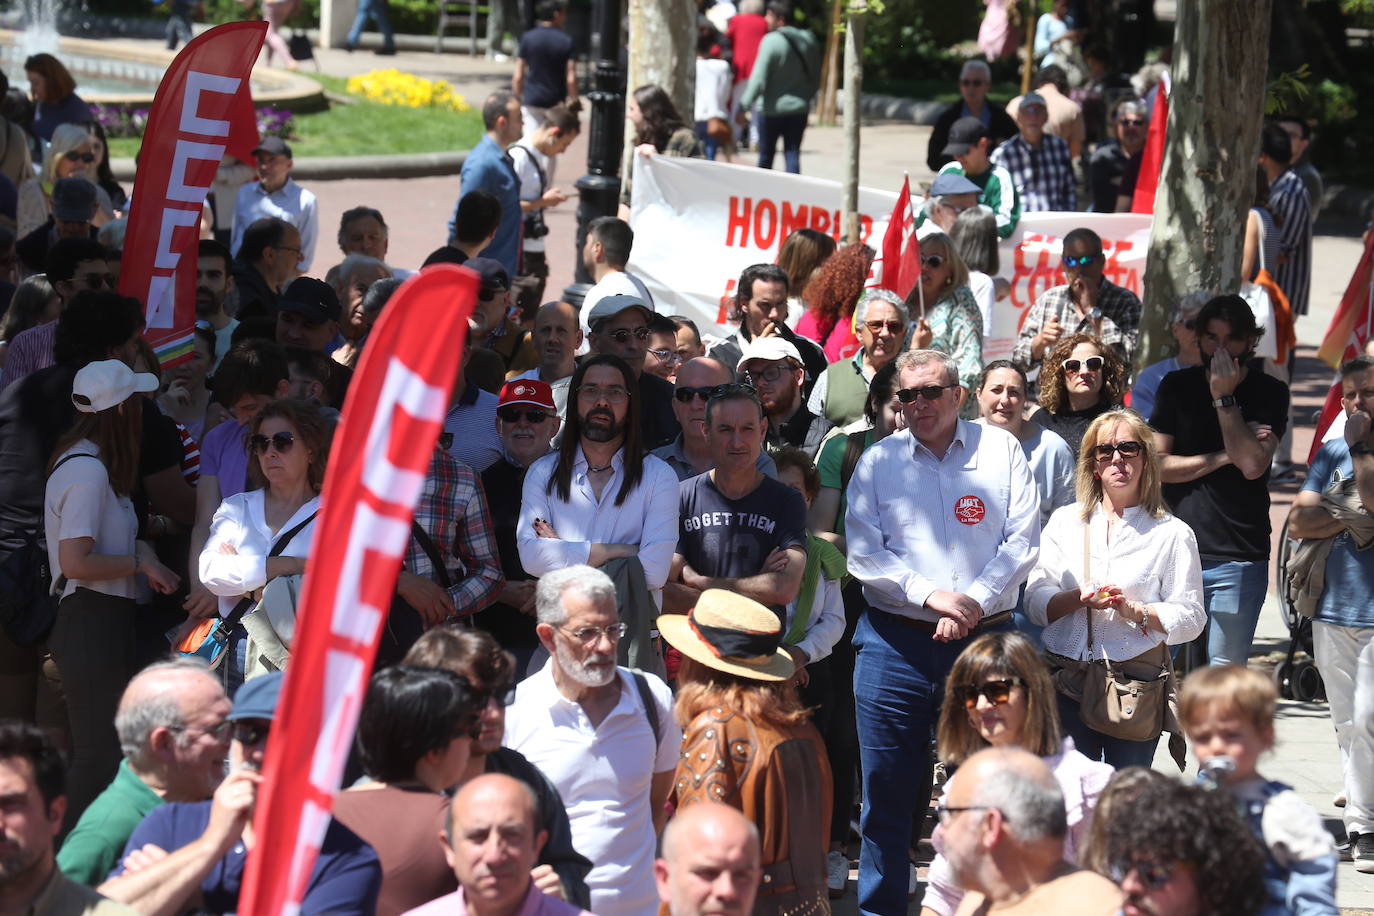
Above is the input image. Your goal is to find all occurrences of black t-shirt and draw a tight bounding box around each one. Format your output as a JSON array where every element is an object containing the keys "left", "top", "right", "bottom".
[
  {"left": 639, "top": 372, "right": 681, "bottom": 452},
  {"left": 473, "top": 457, "right": 538, "bottom": 649},
  {"left": 1089, "top": 140, "right": 1143, "bottom": 213},
  {"left": 517, "top": 26, "right": 574, "bottom": 109},
  {"left": 1150, "top": 364, "right": 1289, "bottom": 562},
  {"left": 1033, "top": 400, "right": 1113, "bottom": 460},
  {"left": 677, "top": 471, "right": 808, "bottom": 617}
]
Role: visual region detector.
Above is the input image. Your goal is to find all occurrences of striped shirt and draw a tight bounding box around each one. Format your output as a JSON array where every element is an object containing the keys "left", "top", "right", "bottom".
[
  {"left": 0, "top": 319, "right": 55, "bottom": 392},
  {"left": 1268, "top": 169, "right": 1312, "bottom": 316},
  {"left": 990, "top": 133, "right": 1077, "bottom": 212}
]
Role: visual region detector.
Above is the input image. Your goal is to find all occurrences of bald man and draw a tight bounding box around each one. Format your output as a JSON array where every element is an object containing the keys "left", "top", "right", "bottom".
[
  {"left": 57, "top": 659, "right": 231, "bottom": 884},
  {"left": 655, "top": 803, "right": 761, "bottom": 916},
  {"left": 508, "top": 301, "right": 582, "bottom": 417},
  {"left": 406, "top": 774, "right": 593, "bottom": 916},
  {"left": 651, "top": 357, "right": 779, "bottom": 481},
  {"left": 941, "top": 748, "right": 1122, "bottom": 916}
]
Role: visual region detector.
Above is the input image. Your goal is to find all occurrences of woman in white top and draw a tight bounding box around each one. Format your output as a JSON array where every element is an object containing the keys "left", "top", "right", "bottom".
[
  {"left": 200, "top": 399, "right": 330, "bottom": 689},
  {"left": 17, "top": 123, "right": 115, "bottom": 239},
  {"left": 46, "top": 360, "right": 180, "bottom": 826},
  {"left": 1026, "top": 408, "right": 1205, "bottom": 767}
]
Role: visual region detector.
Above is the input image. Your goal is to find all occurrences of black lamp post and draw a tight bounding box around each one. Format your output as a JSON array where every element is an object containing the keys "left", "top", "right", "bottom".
[{"left": 562, "top": 0, "right": 624, "bottom": 306}]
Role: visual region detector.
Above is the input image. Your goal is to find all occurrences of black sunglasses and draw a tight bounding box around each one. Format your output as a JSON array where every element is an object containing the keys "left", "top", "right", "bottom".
[
  {"left": 497, "top": 407, "right": 550, "bottom": 424},
  {"left": 896, "top": 384, "right": 953, "bottom": 403},
  {"left": 472, "top": 683, "right": 517, "bottom": 708},
  {"left": 232, "top": 721, "right": 271, "bottom": 747},
  {"left": 1109, "top": 860, "right": 1175, "bottom": 890},
  {"left": 1063, "top": 356, "right": 1104, "bottom": 374},
  {"left": 921, "top": 254, "right": 946, "bottom": 269},
  {"left": 249, "top": 431, "right": 296, "bottom": 454},
  {"left": 1092, "top": 440, "right": 1143, "bottom": 462},
  {"left": 674, "top": 386, "right": 714, "bottom": 403},
  {"left": 607, "top": 326, "right": 651, "bottom": 343},
  {"left": 955, "top": 677, "right": 1025, "bottom": 710},
  {"left": 64, "top": 150, "right": 96, "bottom": 163}
]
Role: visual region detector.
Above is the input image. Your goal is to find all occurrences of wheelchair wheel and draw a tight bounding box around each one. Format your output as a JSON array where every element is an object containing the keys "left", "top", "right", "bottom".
[
  {"left": 1273, "top": 657, "right": 1295, "bottom": 700},
  {"left": 1292, "top": 658, "right": 1327, "bottom": 703}
]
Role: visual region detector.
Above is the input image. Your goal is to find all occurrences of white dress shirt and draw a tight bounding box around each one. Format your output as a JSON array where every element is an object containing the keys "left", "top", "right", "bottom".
[
  {"left": 1026, "top": 503, "right": 1205, "bottom": 660},
  {"left": 844, "top": 419, "right": 1040, "bottom": 621},
  {"left": 199, "top": 490, "right": 320, "bottom": 617},
  {"left": 783, "top": 571, "right": 846, "bottom": 662},
  {"left": 517, "top": 447, "right": 679, "bottom": 598},
  {"left": 230, "top": 178, "right": 320, "bottom": 271},
  {"left": 505, "top": 663, "right": 681, "bottom": 916}
]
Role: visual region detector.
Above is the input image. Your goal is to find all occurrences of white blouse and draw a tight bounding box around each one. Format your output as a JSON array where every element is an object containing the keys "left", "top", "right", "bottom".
[
  {"left": 199, "top": 489, "right": 319, "bottom": 617},
  {"left": 1026, "top": 503, "right": 1205, "bottom": 661}
]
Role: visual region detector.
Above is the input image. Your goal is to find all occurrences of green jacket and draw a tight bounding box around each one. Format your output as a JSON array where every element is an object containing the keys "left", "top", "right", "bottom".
[
  {"left": 741, "top": 26, "right": 821, "bottom": 116},
  {"left": 935, "top": 160, "right": 1022, "bottom": 239}
]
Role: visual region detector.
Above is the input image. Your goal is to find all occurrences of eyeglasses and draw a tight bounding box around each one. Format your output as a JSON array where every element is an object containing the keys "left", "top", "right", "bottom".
[
  {"left": 1109, "top": 860, "right": 1175, "bottom": 890},
  {"left": 605, "top": 326, "right": 650, "bottom": 343},
  {"left": 1063, "top": 356, "right": 1104, "bottom": 374},
  {"left": 1092, "top": 440, "right": 1144, "bottom": 462},
  {"left": 896, "top": 384, "right": 954, "bottom": 403},
  {"left": 576, "top": 384, "right": 629, "bottom": 404},
  {"left": 933, "top": 801, "right": 999, "bottom": 826},
  {"left": 168, "top": 720, "right": 233, "bottom": 741},
  {"left": 1117, "top": 118, "right": 1148, "bottom": 128},
  {"left": 472, "top": 683, "right": 517, "bottom": 708},
  {"left": 674, "top": 386, "right": 715, "bottom": 403},
  {"left": 1062, "top": 253, "right": 1102, "bottom": 268},
  {"left": 232, "top": 721, "right": 271, "bottom": 747},
  {"left": 921, "top": 254, "right": 946, "bottom": 269},
  {"left": 865, "top": 319, "right": 906, "bottom": 335},
  {"left": 64, "top": 150, "right": 96, "bottom": 163},
  {"left": 647, "top": 347, "right": 682, "bottom": 364},
  {"left": 557, "top": 622, "right": 627, "bottom": 644},
  {"left": 249, "top": 431, "right": 296, "bottom": 454},
  {"left": 497, "top": 407, "right": 551, "bottom": 424},
  {"left": 743, "top": 364, "right": 795, "bottom": 384},
  {"left": 274, "top": 245, "right": 304, "bottom": 258},
  {"left": 75, "top": 273, "right": 116, "bottom": 290},
  {"left": 955, "top": 677, "right": 1025, "bottom": 710}
]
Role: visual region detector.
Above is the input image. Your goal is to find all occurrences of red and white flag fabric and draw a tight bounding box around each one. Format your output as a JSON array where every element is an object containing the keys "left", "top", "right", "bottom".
[
  {"left": 1131, "top": 75, "right": 1169, "bottom": 215},
  {"left": 1309, "top": 231, "right": 1374, "bottom": 458},
  {"left": 866, "top": 175, "right": 920, "bottom": 300},
  {"left": 118, "top": 21, "right": 264, "bottom": 367},
  {"left": 238, "top": 264, "right": 478, "bottom": 916}
]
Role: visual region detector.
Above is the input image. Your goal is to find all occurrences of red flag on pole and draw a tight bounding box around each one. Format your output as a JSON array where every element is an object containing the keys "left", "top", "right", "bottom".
[
  {"left": 238, "top": 265, "right": 478, "bottom": 916},
  {"left": 866, "top": 175, "right": 920, "bottom": 300},
  {"left": 118, "top": 21, "right": 265, "bottom": 368},
  {"left": 1308, "top": 231, "right": 1374, "bottom": 460},
  {"left": 1131, "top": 78, "right": 1169, "bottom": 215}
]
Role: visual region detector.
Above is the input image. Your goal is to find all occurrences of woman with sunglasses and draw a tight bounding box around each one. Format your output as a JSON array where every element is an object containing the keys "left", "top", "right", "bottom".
[
  {"left": 1032, "top": 332, "right": 1125, "bottom": 458},
  {"left": 919, "top": 631, "right": 1114, "bottom": 916},
  {"left": 907, "top": 233, "right": 983, "bottom": 418},
  {"left": 333, "top": 665, "right": 485, "bottom": 916},
  {"left": 1025, "top": 408, "right": 1204, "bottom": 767},
  {"left": 199, "top": 399, "right": 331, "bottom": 690},
  {"left": 79, "top": 119, "right": 129, "bottom": 213},
  {"left": 17, "top": 123, "right": 115, "bottom": 238}
]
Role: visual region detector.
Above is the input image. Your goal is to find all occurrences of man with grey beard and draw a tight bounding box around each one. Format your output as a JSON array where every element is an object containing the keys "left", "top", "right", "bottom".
[{"left": 503, "top": 566, "right": 680, "bottom": 916}]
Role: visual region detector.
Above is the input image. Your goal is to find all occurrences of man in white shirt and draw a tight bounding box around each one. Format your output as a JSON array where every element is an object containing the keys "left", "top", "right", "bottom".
[
  {"left": 505, "top": 565, "right": 680, "bottom": 916},
  {"left": 509, "top": 107, "right": 580, "bottom": 310},
  {"left": 844, "top": 348, "right": 1039, "bottom": 916},
  {"left": 229, "top": 138, "right": 319, "bottom": 273},
  {"left": 579, "top": 216, "right": 654, "bottom": 337}
]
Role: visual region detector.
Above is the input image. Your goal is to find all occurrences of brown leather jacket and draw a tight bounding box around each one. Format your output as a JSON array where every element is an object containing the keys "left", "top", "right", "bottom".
[{"left": 671, "top": 705, "right": 833, "bottom": 916}]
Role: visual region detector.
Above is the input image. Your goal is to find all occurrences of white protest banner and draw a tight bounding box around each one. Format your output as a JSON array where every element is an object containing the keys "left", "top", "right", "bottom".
[
  {"left": 628, "top": 155, "right": 897, "bottom": 335},
  {"left": 989, "top": 212, "right": 1152, "bottom": 361}
]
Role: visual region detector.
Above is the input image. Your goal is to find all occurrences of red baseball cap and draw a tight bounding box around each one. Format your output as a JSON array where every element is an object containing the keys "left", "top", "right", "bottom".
[{"left": 499, "top": 378, "right": 556, "bottom": 411}]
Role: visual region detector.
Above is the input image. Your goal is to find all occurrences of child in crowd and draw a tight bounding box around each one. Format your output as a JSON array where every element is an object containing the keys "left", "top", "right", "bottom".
[{"left": 1179, "top": 665, "right": 1339, "bottom": 916}]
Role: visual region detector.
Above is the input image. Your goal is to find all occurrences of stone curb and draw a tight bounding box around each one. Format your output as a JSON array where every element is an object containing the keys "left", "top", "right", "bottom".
[{"left": 111, "top": 149, "right": 466, "bottom": 183}]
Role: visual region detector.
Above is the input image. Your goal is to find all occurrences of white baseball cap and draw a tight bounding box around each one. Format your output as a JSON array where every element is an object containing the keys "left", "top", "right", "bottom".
[
  {"left": 738, "top": 336, "right": 803, "bottom": 369},
  {"left": 72, "top": 359, "right": 159, "bottom": 413}
]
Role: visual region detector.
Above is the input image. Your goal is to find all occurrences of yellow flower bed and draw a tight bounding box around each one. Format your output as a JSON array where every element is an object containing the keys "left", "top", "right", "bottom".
[{"left": 345, "top": 69, "right": 472, "bottom": 112}]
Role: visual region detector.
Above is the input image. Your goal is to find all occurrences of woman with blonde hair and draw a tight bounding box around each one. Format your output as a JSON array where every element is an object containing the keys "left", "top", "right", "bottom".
[
  {"left": 1033, "top": 332, "right": 1126, "bottom": 457},
  {"left": 920, "top": 630, "right": 1114, "bottom": 916},
  {"left": 17, "top": 123, "right": 114, "bottom": 238},
  {"left": 1026, "top": 408, "right": 1204, "bottom": 767}
]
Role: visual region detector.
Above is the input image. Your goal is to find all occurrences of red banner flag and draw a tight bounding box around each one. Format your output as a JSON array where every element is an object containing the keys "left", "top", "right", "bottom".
[
  {"left": 238, "top": 265, "right": 478, "bottom": 916},
  {"left": 1308, "top": 231, "right": 1374, "bottom": 459},
  {"left": 866, "top": 175, "right": 920, "bottom": 300},
  {"left": 1131, "top": 80, "right": 1168, "bottom": 215},
  {"left": 119, "top": 21, "right": 265, "bottom": 368}
]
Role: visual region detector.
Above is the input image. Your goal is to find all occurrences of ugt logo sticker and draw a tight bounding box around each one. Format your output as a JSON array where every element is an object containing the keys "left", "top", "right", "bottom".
[{"left": 955, "top": 495, "right": 986, "bottom": 526}]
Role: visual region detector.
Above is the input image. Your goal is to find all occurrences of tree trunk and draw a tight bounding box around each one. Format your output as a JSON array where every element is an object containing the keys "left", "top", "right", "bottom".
[
  {"left": 842, "top": 2, "right": 865, "bottom": 243},
  {"left": 622, "top": 0, "right": 696, "bottom": 180},
  {"left": 1136, "top": 0, "right": 1272, "bottom": 373},
  {"left": 817, "top": 0, "right": 843, "bottom": 126}
]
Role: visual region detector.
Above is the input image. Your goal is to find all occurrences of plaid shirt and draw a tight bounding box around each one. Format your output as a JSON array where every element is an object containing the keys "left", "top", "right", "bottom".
[
  {"left": 990, "top": 133, "right": 1077, "bottom": 212},
  {"left": 1011, "top": 278, "right": 1142, "bottom": 370},
  {"left": 405, "top": 449, "right": 504, "bottom": 618}
]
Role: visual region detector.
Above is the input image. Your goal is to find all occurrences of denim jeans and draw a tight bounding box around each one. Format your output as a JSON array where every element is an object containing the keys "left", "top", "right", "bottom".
[
  {"left": 1202, "top": 558, "right": 1268, "bottom": 666},
  {"left": 853, "top": 608, "right": 1005, "bottom": 915},
  {"left": 1055, "top": 690, "right": 1159, "bottom": 768},
  {"left": 347, "top": 0, "right": 395, "bottom": 50},
  {"left": 756, "top": 111, "right": 807, "bottom": 173},
  {"left": 694, "top": 120, "right": 721, "bottom": 161}
]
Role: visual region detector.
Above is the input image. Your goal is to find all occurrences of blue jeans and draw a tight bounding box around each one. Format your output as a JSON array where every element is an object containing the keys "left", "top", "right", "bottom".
[
  {"left": 853, "top": 609, "right": 1007, "bottom": 916},
  {"left": 1055, "top": 690, "right": 1159, "bottom": 768},
  {"left": 1202, "top": 558, "right": 1268, "bottom": 666},
  {"left": 347, "top": 0, "right": 395, "bottom": 49},
  {"left": 694, "top": 120, "right": 720, "bottom": 161},
  {"left": 756, "top": 111, "right": 806, "bottom": 173}
]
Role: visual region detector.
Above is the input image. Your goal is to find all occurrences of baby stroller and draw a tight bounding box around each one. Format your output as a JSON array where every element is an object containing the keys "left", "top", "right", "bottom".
[{"left": 1273, "top": 516, "right": 1327, "bottom": 702}]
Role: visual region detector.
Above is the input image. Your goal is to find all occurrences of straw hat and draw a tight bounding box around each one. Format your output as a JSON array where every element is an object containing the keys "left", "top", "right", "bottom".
[{"left": 657, "top": 589, "right": 795, "bottom": 682}]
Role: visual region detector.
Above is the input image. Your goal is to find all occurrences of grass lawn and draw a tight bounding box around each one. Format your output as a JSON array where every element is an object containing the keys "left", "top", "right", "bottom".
[
  {"left": 108, "top": 73, "right": 483, "bottom": 158},
  {"left": 864, "top": 77, "right": 1022, "bottom": 105}
]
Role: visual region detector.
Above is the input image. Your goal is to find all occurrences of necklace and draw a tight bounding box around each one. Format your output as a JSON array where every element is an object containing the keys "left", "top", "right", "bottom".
[{"left": 587, "top": 462, "right": 613, "bottom": 473}]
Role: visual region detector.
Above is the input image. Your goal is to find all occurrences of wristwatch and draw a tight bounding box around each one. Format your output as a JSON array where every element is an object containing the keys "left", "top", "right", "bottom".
[
  {"left": 1211, "top": 395, "right": 1237, "bottom": 409},
  {"left": 1088, "top": 307, "right": 1103, "bottom": 321},
  {"left": 1352, "top": 441, "right": 1374, "bottom": 457}
]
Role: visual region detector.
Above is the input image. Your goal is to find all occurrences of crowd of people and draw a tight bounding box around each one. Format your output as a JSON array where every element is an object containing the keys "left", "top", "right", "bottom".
[{"left": 0, "top": 4, "right": 1365, "bottom": 916}]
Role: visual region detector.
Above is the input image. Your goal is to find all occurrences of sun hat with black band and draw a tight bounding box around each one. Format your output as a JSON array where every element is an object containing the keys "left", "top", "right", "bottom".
[{"left": 657, "top": 589, "right": 795, "bottom": 682}]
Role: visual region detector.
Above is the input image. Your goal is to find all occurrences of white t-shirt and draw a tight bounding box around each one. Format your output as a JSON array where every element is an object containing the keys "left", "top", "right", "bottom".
[
  {"left": 509, "top": 138, "right": 555, "bottom": 254},
  {"left": 45, "top": 443, "right": 139, "bottom": 600},
  {"left": 968, "top": 270, "right": 995, "bottom": 339},
  {"left": 695, "top": 58, "right": 733, "bottom": 121}
]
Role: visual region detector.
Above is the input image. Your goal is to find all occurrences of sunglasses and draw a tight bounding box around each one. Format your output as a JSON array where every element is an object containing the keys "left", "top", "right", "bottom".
[
  {"left": 75, "top": 273, "right": 116, "bottom": 291},
  {"left": 674, "top": 386, "right": 715, "bottom": 403},
  {"left": 606, "top": 326, "right": 650, "bottom": 343},
  {"left": 1063, "top": 356, "right": 1104, "bottom": 374},
  {"left": 497, "top": 406, "right": 550, "bottom": 424},
  {"left": 64, "top": 150, "right": 96, "bottom": 163},
  {"left": 472, "top": 683, "right": 518, "bottom": 708},
  {"left": 1062, "top": 253, "right": 1102, "bottom": 268},
  {"left": 955, "top": 677, "right": 1024, "bottom": 710},
  {"left": 1117, "top": 118, "right": 1148, "bottom": 127},
  {"left": 865, "top": 319, "right": 906, "bottom": 335},
  {"left": 249, "top": 431, "right": 296, "bottom": 454},
  {"left": 1092, "top": 440, "right": 1143, "bottom": 462},
  {"left": 934, "top": 801, "right": 998, "bottom": 826},
  {"left": 1109, "top": 861, "right": 1175, "bottom": 891},
  {"left": 232, "top": 721, "right": 271, "bottom": 747},
  {"left": 922, "top": 254, "right": 946, "bottom": 269},
  {"left": 896, "top": 384, "right": 953, "bottom": 403}
]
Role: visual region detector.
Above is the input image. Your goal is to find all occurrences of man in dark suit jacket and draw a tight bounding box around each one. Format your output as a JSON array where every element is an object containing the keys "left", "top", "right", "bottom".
[{"left": 926, "top": 60, "right": 1019, "bottom": 173}]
